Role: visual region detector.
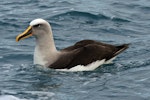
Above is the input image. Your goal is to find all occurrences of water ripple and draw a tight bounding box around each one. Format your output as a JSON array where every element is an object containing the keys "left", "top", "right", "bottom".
[
  {"left": 50, "top": 10, "right": 131, "bottom": 23},
  {"left": 0, "top": 0, "right": 150, "bottom": 100}
]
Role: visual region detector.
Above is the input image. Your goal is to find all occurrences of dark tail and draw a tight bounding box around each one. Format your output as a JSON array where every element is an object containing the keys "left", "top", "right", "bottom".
[{"left": 114, "top": 43, "right": 130, "bottom": 56}]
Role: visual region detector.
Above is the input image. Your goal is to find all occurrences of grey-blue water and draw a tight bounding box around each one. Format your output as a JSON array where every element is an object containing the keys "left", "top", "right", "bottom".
[{"left": 0, "top": 0, "right": 150, "bottom": 100}]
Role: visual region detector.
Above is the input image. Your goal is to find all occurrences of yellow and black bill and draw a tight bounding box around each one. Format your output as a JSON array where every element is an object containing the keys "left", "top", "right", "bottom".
[{"left": 16, "top": 26, "right": 32, "bottom": 42}]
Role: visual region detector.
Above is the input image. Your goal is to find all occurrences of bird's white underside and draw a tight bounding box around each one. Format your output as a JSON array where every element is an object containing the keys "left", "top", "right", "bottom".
[
  {"left": 56, "top": 59, "right": 106, "bottom": 72},
  {"left": 56, "top": 57, "right": 116, "bottom": 72}
]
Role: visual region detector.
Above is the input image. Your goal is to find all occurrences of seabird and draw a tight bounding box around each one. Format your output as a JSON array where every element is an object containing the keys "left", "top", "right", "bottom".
[{"left": 16, "top": 18, "right": 129, "bottom": 71}]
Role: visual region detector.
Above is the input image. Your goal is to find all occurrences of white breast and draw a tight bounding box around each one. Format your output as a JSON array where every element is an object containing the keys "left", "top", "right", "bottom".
[{"left": 34, "top": 46, "right": 48, "bottom": 66}]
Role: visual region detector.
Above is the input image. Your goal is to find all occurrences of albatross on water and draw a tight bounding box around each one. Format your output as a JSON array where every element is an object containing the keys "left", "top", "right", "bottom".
[{"left": 16, "top": 18, "right": 129, "bottom": 71}]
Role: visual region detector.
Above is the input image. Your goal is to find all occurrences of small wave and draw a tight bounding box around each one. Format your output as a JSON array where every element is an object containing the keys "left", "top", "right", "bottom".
[
  {"left": 140, "top": 6, "right": 150, "bottom": 10},
  {"left": 39, "top": 1, "right": 73, "bottom": 8},
  {"left": 111, "top": 17, "right": 130, "bottom": 22},
  {"left": 111, "top": 2, "right": 140, "bottom": 9},
  {"left": 50, "top": 22, "right": 62, "bottom": 27},
  {"left": 2, "top": 0, "right": 35, "bottom": 5},
  {"left": 139, "top": 6, "right": 150, "bottom": 12},
  {"left": 0, "top": 20, "right": 19, "bottom": 28},
  {"left": 0, "top": 95, "right": 26, "bottom": 100},
  {"left": 51, "top": 11, "right": 109, "bottom": 20},
  {"left": 4, "top": 53, "right": 32, "bottom": 59},
  {"left": 50, "top": 11, "right": 130, "bottom": 23}
]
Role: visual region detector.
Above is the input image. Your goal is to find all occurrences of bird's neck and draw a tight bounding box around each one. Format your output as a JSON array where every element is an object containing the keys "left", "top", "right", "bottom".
[{"left": 34, "top": 32, "right": 59, "bottom": 67}]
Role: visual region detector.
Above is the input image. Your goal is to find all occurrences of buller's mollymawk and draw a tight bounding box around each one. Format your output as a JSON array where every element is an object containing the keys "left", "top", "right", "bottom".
[{"left": 16, "top": 18, "right": 129, "bottom": 71}]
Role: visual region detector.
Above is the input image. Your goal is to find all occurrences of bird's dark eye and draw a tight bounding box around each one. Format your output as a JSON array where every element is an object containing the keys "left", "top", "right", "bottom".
[{"left": 33, "top": 24, "right": 41, "bottom": 27}]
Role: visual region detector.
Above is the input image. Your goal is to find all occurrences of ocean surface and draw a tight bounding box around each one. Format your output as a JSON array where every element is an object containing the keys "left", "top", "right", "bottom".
[{"left": 0, "top": 0, "right": 150, "bottom": 100}]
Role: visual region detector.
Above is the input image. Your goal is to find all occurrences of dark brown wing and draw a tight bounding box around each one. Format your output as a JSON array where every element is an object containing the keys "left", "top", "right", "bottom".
[
  {"left": 62, "top": 40, "right": 116, "bottom": 51},
  {"left": 49, "top": 40, "right": 129, "bottom": 69},
  {"left": 49, "top": 44, "right": 110, "bottom": 69}
]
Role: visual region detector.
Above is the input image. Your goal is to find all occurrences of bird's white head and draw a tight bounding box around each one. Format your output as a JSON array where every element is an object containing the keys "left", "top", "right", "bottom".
[{"left": 16, "top": 18, "right": 52, "bottom": 42}]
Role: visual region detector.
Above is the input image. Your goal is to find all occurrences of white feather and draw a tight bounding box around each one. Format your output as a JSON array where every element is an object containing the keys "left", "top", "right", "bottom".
[
  {"left": 56, "top": 59, "right": 106, "bottom": 72},
  {"left": 34, "top": 46, "right": 47, "bottom": 66},
  {"left": 30, "top": 18, "right": 47, "bottom": 26}
]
